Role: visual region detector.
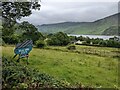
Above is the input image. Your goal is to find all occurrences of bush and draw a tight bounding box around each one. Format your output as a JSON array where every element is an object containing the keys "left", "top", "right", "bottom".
[
  {"left": 36, "top": 40, "right": 46, "bottom": 48},
  {"left": 47, "top": 32, "right": 70, "bottom": 46},
  {"left": 99, "top": 40, "right": 107, "bottom": 47},
  {"left": 2, "top": 34, "right": 19, "bottom": 44},
  {"left": 0, "top": 38, "right": 5, "bottom": 46},
  {"left": 99, "top": 40, "right": 120, "bottom": 48},
  {"left": 2, "top": 57, "right": 67, "bottom": 89},
  {"left": 67, "top": 45, "right": 76, "bottom": 50}
]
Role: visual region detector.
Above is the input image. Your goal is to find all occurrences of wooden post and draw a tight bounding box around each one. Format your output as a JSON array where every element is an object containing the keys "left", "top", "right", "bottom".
[
  {"left": 17, "top": 55, "right": 20, "bottom": 62},
  {"left": 26, "top": 54, "right": 29, "bottom": 65},
  {"left": 13, "top": 54, "right": 17, "bottom": 59}
]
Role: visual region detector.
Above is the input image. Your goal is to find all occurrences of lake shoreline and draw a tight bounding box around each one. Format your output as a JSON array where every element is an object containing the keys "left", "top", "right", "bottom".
[{"left": 68, "top": 34, "right": 119, "bottom": 40}]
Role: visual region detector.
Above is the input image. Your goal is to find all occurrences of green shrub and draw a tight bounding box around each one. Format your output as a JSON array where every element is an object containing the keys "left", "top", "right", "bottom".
[
  {"left": 0, "top": 38, "right": 5, "bottom": 46},
  {"left": 47, "top": 32, "right": 70, "bottom": 46},
  {"left": 2, "top": 34, "right": 19, "bottom": 44},
  {"left": 35, "top": 40, "right": 46, "bottom": 48},
  {"left": 67, "top": 45, "right": 76, "bottom": 50},
  {"left": 2, "top": 57, "right": 67, "bottom": 89}
]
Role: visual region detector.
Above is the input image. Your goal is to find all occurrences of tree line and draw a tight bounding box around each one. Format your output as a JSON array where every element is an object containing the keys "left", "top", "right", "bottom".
[
  {"left": 2, "top": 21, "right": 120, "bottom": 48},
  {"left": 71, "top": 36, "right": 120, "bottom": 48}
]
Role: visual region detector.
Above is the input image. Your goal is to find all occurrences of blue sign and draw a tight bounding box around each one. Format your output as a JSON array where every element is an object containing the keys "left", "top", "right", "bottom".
[
  {"left": 14, "top": 46, "right": 32, "bottom": 55},
  {"left": 14, "top": 40, "right": 33, "bottom": 58}
]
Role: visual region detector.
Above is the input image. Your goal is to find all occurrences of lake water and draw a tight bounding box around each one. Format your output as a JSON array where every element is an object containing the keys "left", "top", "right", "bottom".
[{"left": 68, "top": 34, "right": 119, "bottom": 40}]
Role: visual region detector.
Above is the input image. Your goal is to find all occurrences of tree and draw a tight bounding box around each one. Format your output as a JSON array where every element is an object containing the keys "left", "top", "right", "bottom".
[
  {"left": 1, "top": 2, "right": 41, "bottom": 36},
  {"left": 92, "top": 38, "right": 103, "bottom": 45},
  {"left": 85, "top": 37, "right": 91, "bottom": 44},
  {"left": 47, "top": 32, "right": 70, "bottom": 46},
  {"left": 69, "top": 36, "right": 77, "bottom": 41},
  {"left": 35, "top": 40, "right": 46, "bottom": 48},
  {"left": 99, "top": 40, "right": 107, "bottom": 47},
  {"left": 19, "top": 21, "right": 44, "bottom": 43},
  {"left": 3, "top": 34, "right": 19, "bottom": 44},
  {"left": 77, "top": 36, "right": 85, "bottom": 41}
]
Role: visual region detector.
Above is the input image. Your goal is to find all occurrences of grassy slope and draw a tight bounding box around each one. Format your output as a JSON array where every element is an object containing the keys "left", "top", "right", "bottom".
[
  {"left": 37, "top": 13, "right": 118, "bottom": 35},
  {"left": 102, "top": 26, "right": 119, "bottom": 35},
  {"left": 37, "top": 22, "right": 81, "bottom": 34},
  {"left": 2, "top": 45, "right": 119, "bottom": 88}
]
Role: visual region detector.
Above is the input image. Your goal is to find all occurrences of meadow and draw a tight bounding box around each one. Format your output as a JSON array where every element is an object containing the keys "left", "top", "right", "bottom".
[{"left": 2, "top": 45, "right": 119, "bottom": 88}]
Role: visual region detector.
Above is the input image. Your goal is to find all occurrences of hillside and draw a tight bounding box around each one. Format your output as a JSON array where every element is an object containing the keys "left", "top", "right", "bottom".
[
  {"left": 36, "top": 13, "right": 119, "bottom": 35},
  {"left": 102, "top": 26, "right": 119, "bottom": 35}
]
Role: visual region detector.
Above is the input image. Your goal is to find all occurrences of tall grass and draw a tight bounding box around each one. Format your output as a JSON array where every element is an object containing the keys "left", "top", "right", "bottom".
[{"left": 2, "top": 45, "right": 119, "bottom": 88}]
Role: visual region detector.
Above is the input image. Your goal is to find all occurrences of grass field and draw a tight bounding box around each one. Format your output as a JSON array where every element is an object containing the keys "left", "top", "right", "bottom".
[{"left": 2, "top": 45, "right": 119, "bottom": 88}]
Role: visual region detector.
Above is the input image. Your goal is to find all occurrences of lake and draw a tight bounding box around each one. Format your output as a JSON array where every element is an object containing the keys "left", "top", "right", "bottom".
[{"left": 68, "top": 34, "right": 119, "bottom": 40}]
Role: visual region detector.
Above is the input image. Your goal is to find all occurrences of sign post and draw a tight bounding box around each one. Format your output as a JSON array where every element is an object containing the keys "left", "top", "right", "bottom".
[{"left": 13, "top": 40, "right": 33, "bottom": 64}]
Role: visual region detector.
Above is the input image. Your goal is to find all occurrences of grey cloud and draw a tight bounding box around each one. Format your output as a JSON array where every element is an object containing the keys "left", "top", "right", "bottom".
[{"left": 21, "top": 1, "right": 118, "bottom": 25}]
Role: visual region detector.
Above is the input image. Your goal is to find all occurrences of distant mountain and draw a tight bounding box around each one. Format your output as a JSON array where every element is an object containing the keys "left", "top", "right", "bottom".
[{"left": 36, "top": 13, "right": 119, "bottom": 35}]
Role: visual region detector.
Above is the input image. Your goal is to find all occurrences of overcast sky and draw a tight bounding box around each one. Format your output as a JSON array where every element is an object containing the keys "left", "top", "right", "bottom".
[{"left": 21, "top": 0, "right": 119, "bottom": 25}]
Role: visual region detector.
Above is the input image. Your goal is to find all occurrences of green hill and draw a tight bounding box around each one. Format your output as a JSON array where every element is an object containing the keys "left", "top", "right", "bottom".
[
  {"left": 37, "top": 13, "right": 119, "bottom": 35},
  {"left": 102, "top": 26, "right": 119, "bottom": 35}
]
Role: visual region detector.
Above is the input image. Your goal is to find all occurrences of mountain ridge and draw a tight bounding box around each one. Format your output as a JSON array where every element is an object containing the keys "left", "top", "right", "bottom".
[{"left": 37, "top": 13, "right": 119, "bottom": 35}]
